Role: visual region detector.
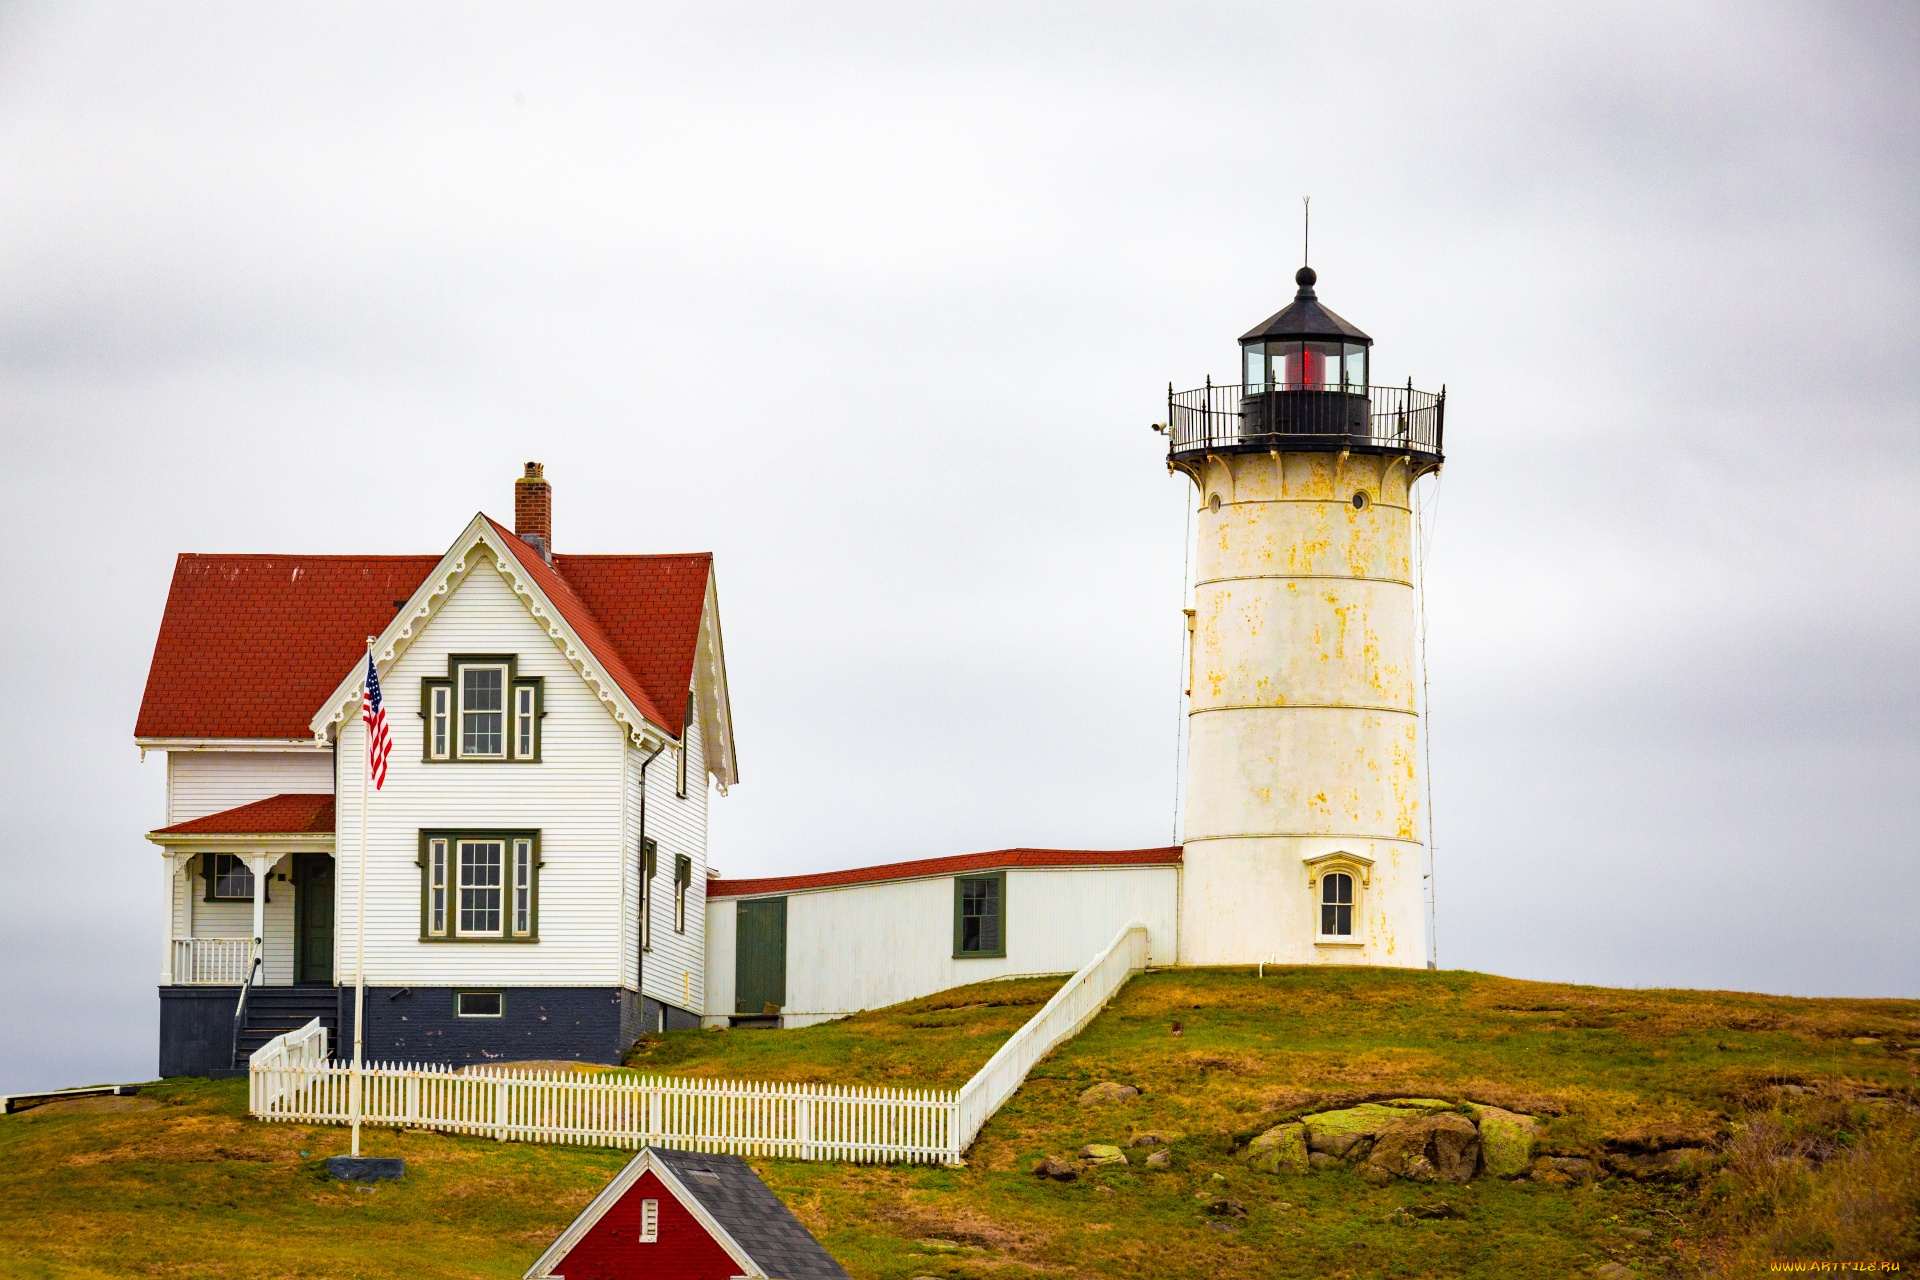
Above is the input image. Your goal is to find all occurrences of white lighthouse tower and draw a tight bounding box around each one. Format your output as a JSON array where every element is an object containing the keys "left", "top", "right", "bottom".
[{"left": 1167, "top": 266, "right": 1444, "bottom": 968}]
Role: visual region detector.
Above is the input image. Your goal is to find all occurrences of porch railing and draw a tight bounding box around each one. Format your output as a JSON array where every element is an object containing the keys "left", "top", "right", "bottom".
[
  {"left": 248, "top": 922, "right": 1154, "bottom": 1163},
  {"left": 171, "top": 937, "right": 255, "bottom": 985}
]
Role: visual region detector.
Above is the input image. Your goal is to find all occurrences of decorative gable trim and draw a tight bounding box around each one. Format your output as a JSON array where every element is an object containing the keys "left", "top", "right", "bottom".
[
  {"left": 522, "top": 1148, "right": 762, "bottom": 1279},
  {"left": 1303, "top": 850, "right": 1374, "bottom": 888},
  {"left": 308, "top": 514, "right": 671, "bottom": 752},
  {"left": 693, "top": 568, "right": 740, "bottom": 792}
]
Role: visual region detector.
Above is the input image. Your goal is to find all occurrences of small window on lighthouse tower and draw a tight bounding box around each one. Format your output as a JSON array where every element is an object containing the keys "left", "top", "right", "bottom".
[{"left": 1320, "top": 872, "right": 1354, "bottom": 937}]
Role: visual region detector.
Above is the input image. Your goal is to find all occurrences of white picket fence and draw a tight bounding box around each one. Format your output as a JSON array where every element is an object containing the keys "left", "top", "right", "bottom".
[{"left": 250, "top": 920, "right": 1149, "bottom": 1163}]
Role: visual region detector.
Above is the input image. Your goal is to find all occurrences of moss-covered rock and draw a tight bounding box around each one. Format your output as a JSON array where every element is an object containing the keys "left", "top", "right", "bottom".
[
  {"left": 1367, "top": 1113, "right": 1480, "bottom": 1183},
  {"left": 1242, "top": 1122, "right": 1309, "bottom": 1175},
  {"left": 1079, "top": 1143, "right": 1127, "bottom": 1166},
  {"left": 1301, "top": 1101, "right": 1443, "bottom": 1160},
  {"left": 1465, "top": 1104, "right": 1538, "bottom": 1177}
]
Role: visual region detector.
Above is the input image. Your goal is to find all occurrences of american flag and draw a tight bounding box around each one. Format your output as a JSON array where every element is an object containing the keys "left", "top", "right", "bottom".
[{"left": 362, "top": 654, "right": 392, "bottom": 791}]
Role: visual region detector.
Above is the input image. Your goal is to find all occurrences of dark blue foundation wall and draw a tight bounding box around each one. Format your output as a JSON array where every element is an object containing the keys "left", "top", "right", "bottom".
[
  {"left": 158, "top": 986, "right": 241, "bottom": 1078},
  {"left": 338, "top": 987, "right": 697, "bottom": 1067}
]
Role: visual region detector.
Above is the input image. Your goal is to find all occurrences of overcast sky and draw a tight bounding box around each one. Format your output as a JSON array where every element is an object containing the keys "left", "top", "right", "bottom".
[{"left": 2, "top": 2, "right": 1915, "bottom": 1095}]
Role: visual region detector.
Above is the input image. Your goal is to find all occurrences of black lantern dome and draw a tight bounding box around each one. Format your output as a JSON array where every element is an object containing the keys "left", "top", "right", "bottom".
[
  {"left": 1161, "top": 266, "right": 1443, "bottom": 469},
  {"left": 1238, "top": 266, "right": 1370, "bottom": 394}
]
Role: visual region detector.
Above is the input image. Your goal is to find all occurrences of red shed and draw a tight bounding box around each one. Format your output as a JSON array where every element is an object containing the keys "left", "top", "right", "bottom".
[{"left": 524, "top": 1146, "right": 850, "bottom": 1280}]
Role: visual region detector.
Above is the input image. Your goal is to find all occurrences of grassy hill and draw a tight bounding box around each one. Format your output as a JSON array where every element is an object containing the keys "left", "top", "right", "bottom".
[{"left": 3, "top": 966, "right": 1916, "bottom": 1279}]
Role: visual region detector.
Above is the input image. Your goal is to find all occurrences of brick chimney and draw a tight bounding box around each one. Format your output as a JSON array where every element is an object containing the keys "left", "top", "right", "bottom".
[{"left": 515, "top": 462, "right": 553, "bottom": 564}]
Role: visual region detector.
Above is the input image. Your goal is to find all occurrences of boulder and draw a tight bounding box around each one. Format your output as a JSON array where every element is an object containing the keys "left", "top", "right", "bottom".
[
  {"left": 1204, "top": 1197, "right": 1248, "bottom": 1219},
  {"left": 1307, "top": 1152, "right": 1337, "bottom": 1172},
  {"left": 1595, "top": 1265, "right": 1635, "bottom": 1280},
  {"left": 1465, "top": 1104, "right": 1537, "bottom": 1178},
  {"left": 1032, "top": 1156, "right": 1079, "bottom": 1181},
  {"left": 1145, "top": 1149, "right": 1172, "bottom": 1169},
  {"left": 1079, "top": 1144, "right": 1127, "bottom": 1166},
  {"left": 1301, "top": 1102, "right": 1444, "bottom": 1160},
  {"left": 1604, "top": 1148, "right": 1710, "bottom": 1181},
  {"left": 1078, "top": 1082, "right": 1139, "bottom": 1105},
  {"left": 1358, "top": 1163, "right": 1393, "bottom": 1186},
  {"left": 1242, "top": 1122, "right": 1309, "bottom": 1175},
  {"left": 1127, "top": 1131, "right": 1170, "bottom": 1148},
  {"left": 1528, "top": 1156, "right": 1595, "bottom": 1185},
  {"left": 1367, "top": 1113, "right": 1480, "bottom": 1183}
]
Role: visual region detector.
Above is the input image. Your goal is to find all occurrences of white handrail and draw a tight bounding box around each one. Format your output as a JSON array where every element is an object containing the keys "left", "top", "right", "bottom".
[
  {"left": 249, "top": 1018, "right": 329, "bottom": 1110},
  {"left": 952, "top": 921, "right": 1149, "bottom": 1152}
]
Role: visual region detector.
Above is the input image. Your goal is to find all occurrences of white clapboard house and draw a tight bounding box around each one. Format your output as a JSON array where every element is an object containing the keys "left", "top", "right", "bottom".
[{"left": 141, "top": 465, "right": 737, "bottom": 1075}]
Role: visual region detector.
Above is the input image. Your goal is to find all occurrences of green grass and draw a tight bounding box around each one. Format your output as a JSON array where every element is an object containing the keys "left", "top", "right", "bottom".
[{"left": 3, "top": 967, "right": 1916, "bottom": 1278}]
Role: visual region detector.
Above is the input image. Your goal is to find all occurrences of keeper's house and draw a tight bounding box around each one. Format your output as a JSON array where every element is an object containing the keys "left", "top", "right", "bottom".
[{"left": 139, "top": 464, "right": 1176, "bottom": 1077}]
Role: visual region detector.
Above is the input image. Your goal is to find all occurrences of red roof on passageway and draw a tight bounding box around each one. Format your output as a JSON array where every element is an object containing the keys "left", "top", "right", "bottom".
[{"left": 707, "top": 846, "right": 1182, "bottom": 898}]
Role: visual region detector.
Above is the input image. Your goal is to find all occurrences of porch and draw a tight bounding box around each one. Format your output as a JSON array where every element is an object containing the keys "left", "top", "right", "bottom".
[{"left": 148, "top": 792, "right": 339, "bottom": 990}]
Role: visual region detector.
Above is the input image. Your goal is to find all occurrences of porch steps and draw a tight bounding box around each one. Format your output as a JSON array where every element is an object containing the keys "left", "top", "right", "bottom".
[{"left": 237, "top": 987, "right": 340, "bottom": 1064}]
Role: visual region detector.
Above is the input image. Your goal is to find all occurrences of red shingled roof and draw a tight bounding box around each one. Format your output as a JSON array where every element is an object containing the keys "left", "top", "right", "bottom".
[
  {"left": 152, "top": 792, "right": 336, "bottom": 836},
  {"left": 136, "top": 520, "right": 713, "bottom": 742},
  {"left": 707, "top": 847, "right": 1182, "bottom": 898}
]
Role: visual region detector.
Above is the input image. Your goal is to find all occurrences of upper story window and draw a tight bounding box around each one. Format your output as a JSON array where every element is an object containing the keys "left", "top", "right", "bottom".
[
  {"left": 676, "top": 689, "right": 694, "bottom": 798},
  {"left": 423, "top": 656, "right": 542, "bottom": 763},
  {"left": 639, "top": 1198, "right": 659, "bottom": 1243},
  {"left": 953, "top": 871, "right": 1005, "bottom": 958},
  {"left": 640, "top": 837, "right": 657, "bottom": 952},
  {"left": 420, "top": 830, "right": 539, "bottom": 941}
]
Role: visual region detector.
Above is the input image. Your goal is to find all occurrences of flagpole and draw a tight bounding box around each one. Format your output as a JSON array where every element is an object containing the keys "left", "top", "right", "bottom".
[{"left": 352, "top": 636, "right": 372, "bottom": 1159}]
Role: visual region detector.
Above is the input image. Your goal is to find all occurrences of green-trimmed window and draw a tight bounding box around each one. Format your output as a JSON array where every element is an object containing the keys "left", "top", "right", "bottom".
[
  {"left": 953, "top": 871, "right": 1005, "bottom": 958},
  {"left": 673, "top": 853, "right": 692, "bottom": 933},
  {"left": 420, "top": 830, "right": 539, "bottom": 941},
  {"left": 422, "top": 656, "right": 541, "bottom": 763},
  {"left": 205, "top": 852, "right": 264, "bottom": 903},
  {"left": 640, "top": 837, "right": 657, "bottom": 952},
  {"left": 677, "top": 690, "right": 693, "bottom": 797}
]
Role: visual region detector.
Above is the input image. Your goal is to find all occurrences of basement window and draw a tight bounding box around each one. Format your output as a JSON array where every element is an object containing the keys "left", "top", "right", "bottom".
[
  {"left": 953, "top": 871, "right": 1005, "bottom": 958},
  {"left": 456, "top": 992, "right": 503, "bottom": 1018}
]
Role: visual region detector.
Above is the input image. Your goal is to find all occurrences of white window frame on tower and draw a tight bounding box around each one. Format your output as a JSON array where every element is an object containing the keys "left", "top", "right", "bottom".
[{"left": 1303, "top": 851, "right": 1373, "bottom": 947}]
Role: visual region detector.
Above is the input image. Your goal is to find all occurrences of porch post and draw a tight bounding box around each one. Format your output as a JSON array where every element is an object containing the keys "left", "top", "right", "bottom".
[
  {"left": 160, "top": 852, "right": 185, "bottom": 985},
  {"left": 247, "top": 851, "right": 275, "bottom": 984}
]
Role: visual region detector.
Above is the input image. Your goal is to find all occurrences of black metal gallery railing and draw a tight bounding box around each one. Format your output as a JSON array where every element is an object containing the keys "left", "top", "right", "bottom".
[{"left": 1167, "top": 381, "right": 1444, "bottom": 460}]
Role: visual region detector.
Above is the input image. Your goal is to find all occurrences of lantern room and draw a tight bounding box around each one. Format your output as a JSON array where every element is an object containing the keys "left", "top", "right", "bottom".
[{"left": 1239, "top": 266, "right": 1371, "bottom": 393}]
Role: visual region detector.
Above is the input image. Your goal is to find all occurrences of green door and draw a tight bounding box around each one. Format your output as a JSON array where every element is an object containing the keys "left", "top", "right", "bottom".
[
  {"left": 294, "top": 853, "right": 335, "bottom": 984},
  {"left": 734, "top": 897, "right": 787, "bottom": 1015}
]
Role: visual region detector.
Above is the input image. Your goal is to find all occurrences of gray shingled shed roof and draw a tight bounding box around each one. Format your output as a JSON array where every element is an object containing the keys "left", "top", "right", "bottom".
[{"left": 652, "top": 1148, "right": 851, "bottom": 1280}]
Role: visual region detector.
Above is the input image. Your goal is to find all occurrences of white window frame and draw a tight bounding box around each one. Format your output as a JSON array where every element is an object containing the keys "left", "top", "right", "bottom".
[
  {"left": 1319, "top": 870, "right": 1356, "bottom": 939},
  {"left": 1304, "top": 851, "right": 1372, "bottom": 947},
  {"left": 209, "top": 852, "right": 256, "bottom": 901},
  {"left": 429, "top": 685, "right": 451, "bottom": 760},
  {"left": 428, "top": 838, "right": 449, "bottom": 936},
  {"left": 640, "top": 839, "right": 656, "bottom": 953},
  {"left": 513, "top": 838, "right": 533, "bottom": 936},
  {"left": 677, "top": 689, "right": 693, "bottom": 798},
  {"left": 458, "top": 839, "right": 506, "bottom": 938},
  {"left": 456, "top": 991, "right": 503, "bottom": 1018},
  {"left": 673, "top": 854, "right": 690, "bottom": 934},
  {"left": 459, "top": 663, "right": 509, "bottom": 759},
  {"left": 639, "top": 1198, "right": 659, "bottom": 1243},
  {"left": 514, "top": 683, "right": 536, "bottom": 760}
]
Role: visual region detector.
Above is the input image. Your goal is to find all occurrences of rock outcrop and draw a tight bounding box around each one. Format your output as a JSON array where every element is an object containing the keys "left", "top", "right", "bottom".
[{"left": 1366, "top": 1113, "right": 1480, "bottom": 1183}]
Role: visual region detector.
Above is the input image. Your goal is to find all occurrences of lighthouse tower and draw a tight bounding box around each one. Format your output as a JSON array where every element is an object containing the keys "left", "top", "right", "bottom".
[{"left": 1166, "top": 266, "right": 1444, "bottom": 968}]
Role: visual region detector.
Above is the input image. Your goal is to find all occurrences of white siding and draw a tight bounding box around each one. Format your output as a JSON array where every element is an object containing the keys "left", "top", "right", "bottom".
[
  {"left": 704, "top": 865, "right": 1179, "bottom": 1026},
  {"left": 167, "top": 751, "right": 333, "bottom": 824},
  {"left": 336, "top": 560, "right": 629, "bottom": 988},
  {"left": 638, "top": 671, "right": 709, "bottom": 1013}
]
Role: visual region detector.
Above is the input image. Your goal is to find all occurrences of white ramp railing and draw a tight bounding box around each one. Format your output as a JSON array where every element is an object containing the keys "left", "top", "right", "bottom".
[
  {"left": 954, "top": 921, "right": 1149, "bottom": 1149},
  {"left": 249, "top": 922, "right": 1152, "bottom": 1163},
  {"left": 248, "top": 1017, "right": 329, "bottom": 1110}
]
